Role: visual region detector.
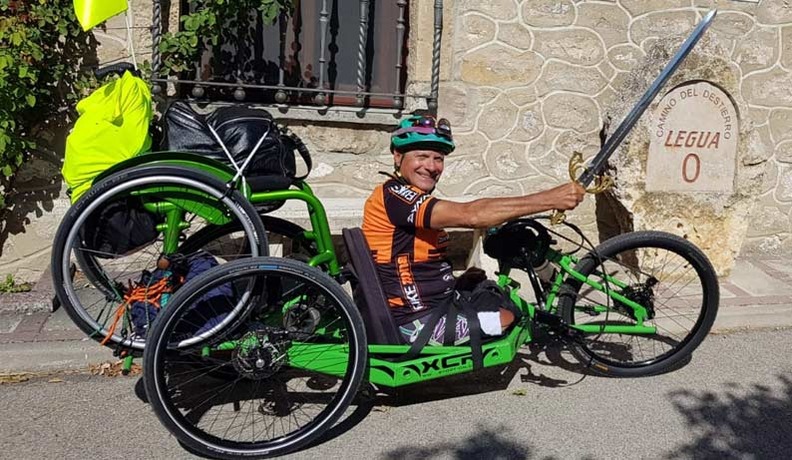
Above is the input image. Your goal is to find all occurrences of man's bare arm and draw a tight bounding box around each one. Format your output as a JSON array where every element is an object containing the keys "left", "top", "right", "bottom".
[{"left": 429, "top": 182, "right": 586, "bottom": 229}]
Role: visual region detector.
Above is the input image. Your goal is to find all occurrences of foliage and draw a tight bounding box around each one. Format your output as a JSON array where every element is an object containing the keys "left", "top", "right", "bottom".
[
  {"left": 0, "top": 273, "right": 31, "bottom": 293},
  {"left": 160, "top": 0, "right": 294, "bottom": 74},
  {"left": 0, "top": 0, "right": 96, "bottom": 210}
]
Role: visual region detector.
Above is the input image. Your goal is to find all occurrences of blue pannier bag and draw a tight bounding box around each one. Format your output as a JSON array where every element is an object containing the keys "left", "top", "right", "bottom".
[{"left": 129, "top": 251, "right": 235, "bottom": 337}]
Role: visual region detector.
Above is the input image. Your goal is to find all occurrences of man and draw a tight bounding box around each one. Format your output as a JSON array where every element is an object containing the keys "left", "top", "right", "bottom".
[{"left": 362, "top": 115, "right": 586, "bottom": 345}]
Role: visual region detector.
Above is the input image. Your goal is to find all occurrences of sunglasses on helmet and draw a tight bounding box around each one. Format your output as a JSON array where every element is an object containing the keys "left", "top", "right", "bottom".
[{"left": 393, "top": 116, "right": 453, "bottom": 139}]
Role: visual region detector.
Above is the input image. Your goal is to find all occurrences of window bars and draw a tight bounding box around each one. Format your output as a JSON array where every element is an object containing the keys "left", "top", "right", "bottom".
[{"left": 149, "top": 0, "right": 443, "bottom": 113}]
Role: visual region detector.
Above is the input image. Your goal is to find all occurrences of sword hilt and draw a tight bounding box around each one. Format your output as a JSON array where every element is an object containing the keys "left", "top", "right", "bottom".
[
  {"left": 568, "top": 151, "right": 614, "bottom": 194},
  {"left": 549, "top": 152, "right": 614, "bottom": 226}
]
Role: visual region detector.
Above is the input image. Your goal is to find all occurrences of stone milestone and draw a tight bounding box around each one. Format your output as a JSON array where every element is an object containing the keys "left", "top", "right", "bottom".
[{"left": 647, "top": 81, "right": 739, "bottom": 192}]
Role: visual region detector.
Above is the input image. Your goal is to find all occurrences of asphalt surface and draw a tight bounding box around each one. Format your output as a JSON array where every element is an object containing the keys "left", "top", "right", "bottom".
[{"left": 2, "top": 327, "right": 790, "bottom": 460}]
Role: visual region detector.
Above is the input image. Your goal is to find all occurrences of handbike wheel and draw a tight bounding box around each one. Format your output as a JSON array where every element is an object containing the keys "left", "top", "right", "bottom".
[
  {"left": 557, "top": 231, "right": 719, "bottom": 377},
  {"left": 51, "top": 165, "right": 268, "bottom": 350},
  {"left": 143, "top": 257, "right": 367, "bottom": 459}
]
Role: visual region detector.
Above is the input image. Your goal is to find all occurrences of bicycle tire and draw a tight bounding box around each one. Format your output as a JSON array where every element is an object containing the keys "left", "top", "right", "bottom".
[
  {"left": 557, "top": 231, "right": 719, "bottom": 377},
  {"left": 51, "top": 165, "right": 268, "bottom": 350},
  {"left": 143, "top": 257, "right": 367, "bottom": 459}
]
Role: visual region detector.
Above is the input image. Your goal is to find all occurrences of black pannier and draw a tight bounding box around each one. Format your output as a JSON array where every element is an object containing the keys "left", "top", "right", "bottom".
[
  {"left": 80, "top": 196, "right": 160, "bottom": 258},
  {"left": 160, "top": 101, "right": 311, "bottom": 180}
]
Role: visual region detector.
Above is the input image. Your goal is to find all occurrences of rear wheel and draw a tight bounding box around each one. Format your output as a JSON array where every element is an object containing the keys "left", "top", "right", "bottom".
[
  {"left": 557, "top": 231, "right": 719, "bottom": 377},
  {"left": 51, "top": 165, "right": 268, "bottom": 351},
  {"left": 143, "top": 257, "right": 367, "bottom": 458}
]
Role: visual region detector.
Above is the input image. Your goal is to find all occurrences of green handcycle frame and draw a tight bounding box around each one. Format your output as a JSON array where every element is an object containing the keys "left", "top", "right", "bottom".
[
  {"left": 91, "top": 152, "right": 678, "bottom": 386},
  {"left": 268, "top": 249, "right": 654, "bottom": 389},
  {"left": 95, "top": 152, "right": 665, "bottom": 387}
]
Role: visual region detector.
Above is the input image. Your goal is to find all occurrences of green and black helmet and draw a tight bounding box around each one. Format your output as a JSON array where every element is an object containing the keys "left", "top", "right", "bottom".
[{"left": 390, "top": 115, "right": 455, "bottom": 155}]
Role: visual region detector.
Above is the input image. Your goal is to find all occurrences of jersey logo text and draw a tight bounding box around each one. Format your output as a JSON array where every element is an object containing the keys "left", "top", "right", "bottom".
[{"left": 389, "top": 184, "right": 420, "bottom": 204}]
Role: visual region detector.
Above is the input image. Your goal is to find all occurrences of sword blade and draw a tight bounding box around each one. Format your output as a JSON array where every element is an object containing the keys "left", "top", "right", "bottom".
[{"left": 578, "top": 9, "right": 717, "bottom": 186}]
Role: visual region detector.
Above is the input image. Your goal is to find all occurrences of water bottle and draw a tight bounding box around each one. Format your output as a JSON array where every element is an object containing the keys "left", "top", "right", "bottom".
[{"left": 533, "top": 260, "right": 556, "bottom": 285}]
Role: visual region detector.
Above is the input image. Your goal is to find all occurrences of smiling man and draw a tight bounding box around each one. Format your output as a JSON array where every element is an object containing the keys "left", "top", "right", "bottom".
[{"left": 362, "top": 115, "right": 586, "bottom": 346}]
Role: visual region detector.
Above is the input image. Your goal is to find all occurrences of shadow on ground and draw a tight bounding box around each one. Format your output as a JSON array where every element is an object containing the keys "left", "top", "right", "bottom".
[
  {"left": 309, "top": 334, "right": 589, "bottom": 453},
  {"left": 666, "top": 375, "right": 792, "bottom": 459},
  {"left": 383, "top": 424, "right": 534, "bottom": 460}
]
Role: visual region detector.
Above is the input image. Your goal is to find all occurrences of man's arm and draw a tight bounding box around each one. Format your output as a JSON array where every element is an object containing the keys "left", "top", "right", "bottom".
[{"left": 429, "top": 182, "right": 586, "bottom": 229}]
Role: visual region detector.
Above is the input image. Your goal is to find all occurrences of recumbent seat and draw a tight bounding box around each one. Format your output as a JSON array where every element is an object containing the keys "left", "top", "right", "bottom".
[{"left": 341, "top": 228, "right": 402, "bottom": 345}]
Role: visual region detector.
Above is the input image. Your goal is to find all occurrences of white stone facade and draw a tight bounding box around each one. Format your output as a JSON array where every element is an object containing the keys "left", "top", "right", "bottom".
[{"left": 3, "top": 1, "right": 791, "bottom": 281}]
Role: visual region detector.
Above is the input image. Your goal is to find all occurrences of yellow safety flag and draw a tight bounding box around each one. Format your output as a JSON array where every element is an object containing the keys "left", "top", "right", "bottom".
[{"left": 73, "top": 0, "right": 128, "bottom": 31}]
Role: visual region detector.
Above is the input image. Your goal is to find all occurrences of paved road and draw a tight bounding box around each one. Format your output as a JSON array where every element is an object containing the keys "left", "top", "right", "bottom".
[{"left": 2, "top": 327, "right": 791, "bottom": 460}]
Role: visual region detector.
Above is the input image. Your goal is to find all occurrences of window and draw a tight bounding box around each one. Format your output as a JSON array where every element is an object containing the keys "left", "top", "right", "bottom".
[{"left": 179, "top": 0, "right": 413, "bottom": 109}]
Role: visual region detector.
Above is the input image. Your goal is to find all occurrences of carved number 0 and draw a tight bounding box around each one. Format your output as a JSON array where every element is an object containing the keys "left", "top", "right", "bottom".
[{"left": 682, "top": 153, "right": 701, "bottom": 183}]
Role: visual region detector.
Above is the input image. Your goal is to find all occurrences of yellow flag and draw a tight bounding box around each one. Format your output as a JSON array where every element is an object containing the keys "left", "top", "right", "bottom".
[{"left": 73, "top": 0, "right": 128, "bottom": 31}]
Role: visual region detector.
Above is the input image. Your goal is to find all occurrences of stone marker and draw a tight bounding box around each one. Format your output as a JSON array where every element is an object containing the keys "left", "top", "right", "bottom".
[
  {"left": 596, "top": 36, "right": 768, "bottom": 276},
  {"left": 647, "top": 81, "right": 739, "bottom": 192}
]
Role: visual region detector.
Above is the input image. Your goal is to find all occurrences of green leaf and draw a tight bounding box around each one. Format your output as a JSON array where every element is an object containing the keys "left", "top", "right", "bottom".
[
  {"left": 25, "top": 94, "right": 35, "bottom": 106},
  {"left": 184, "top": 16, "right": 196, "bottom": 31}
]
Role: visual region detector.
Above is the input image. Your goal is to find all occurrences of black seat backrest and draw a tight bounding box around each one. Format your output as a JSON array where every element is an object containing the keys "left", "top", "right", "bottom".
[{"left": 341, "top": 228, "right": 402, "bottom": 345}]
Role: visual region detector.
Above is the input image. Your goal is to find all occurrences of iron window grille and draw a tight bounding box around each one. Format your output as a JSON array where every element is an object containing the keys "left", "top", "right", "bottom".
[{"left": 150, "top": 0, "right": 444, "bottom": 114}]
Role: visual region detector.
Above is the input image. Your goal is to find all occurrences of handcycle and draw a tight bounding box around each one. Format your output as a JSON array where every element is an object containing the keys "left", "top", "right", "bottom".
[{"left": 140, "top": 205, "right": 719, "bottom": 459}]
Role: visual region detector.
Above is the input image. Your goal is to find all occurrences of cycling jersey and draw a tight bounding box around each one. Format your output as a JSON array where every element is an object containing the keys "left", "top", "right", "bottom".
[{"left": 362, "top": 178, "right": 454, "bottom": 324}]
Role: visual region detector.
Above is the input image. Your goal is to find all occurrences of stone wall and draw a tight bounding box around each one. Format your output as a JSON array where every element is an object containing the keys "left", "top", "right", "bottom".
[
  {"left": 439, "top": 0, "right": 792, "bottom": 274},
  {"left": 3, "top": 0, "right": 791, "bottom": 282}
]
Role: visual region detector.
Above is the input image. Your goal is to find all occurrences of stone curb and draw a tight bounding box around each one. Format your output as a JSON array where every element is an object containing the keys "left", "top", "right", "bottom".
[
  {"left": 0, "top": 291, "right": 55, "bottom": 314},
  {"left": 0, "top": 265, "right": 56, "bottom": 314},
  {"left": 0, "top": 339, "right": 115, "bottom": 374}
]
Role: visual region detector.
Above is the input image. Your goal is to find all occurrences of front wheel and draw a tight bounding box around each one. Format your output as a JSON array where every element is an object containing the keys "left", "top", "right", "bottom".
[
  {"left": 557, "top": 231, "right": 719, "bottom": 377},
  {"left": 143, "top": 257, "right": 367, "bottom": 459}
]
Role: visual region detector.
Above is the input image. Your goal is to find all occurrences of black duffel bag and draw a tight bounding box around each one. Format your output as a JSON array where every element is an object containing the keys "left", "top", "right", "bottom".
[{"left": 160, "top": 101, "right": 311, "bottom": 181}]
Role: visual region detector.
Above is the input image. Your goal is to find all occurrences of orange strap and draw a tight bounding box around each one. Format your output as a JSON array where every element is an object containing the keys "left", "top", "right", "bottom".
[{"left": 100, "top": 276, "right": 176, "bottom": 346}]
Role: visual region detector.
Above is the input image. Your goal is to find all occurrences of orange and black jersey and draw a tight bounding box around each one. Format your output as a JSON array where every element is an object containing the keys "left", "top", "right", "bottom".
[{"left": 362, "top": 179, "right": 454, "bottom": 324}]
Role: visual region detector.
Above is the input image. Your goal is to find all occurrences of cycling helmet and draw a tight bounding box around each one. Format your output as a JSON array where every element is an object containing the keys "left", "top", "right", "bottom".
[{"left": 390, "top": 115, "right": 455, "bottom": 155}]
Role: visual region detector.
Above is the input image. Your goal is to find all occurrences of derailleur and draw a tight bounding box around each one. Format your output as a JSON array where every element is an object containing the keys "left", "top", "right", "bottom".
[{"left": 616, "top": 277, "right": 658, "bottom": 321}]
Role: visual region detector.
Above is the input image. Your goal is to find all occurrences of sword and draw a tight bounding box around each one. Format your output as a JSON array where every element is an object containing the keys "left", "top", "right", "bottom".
[{"left": 552, "top": 9, "right": 717, "bottom": 223}]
